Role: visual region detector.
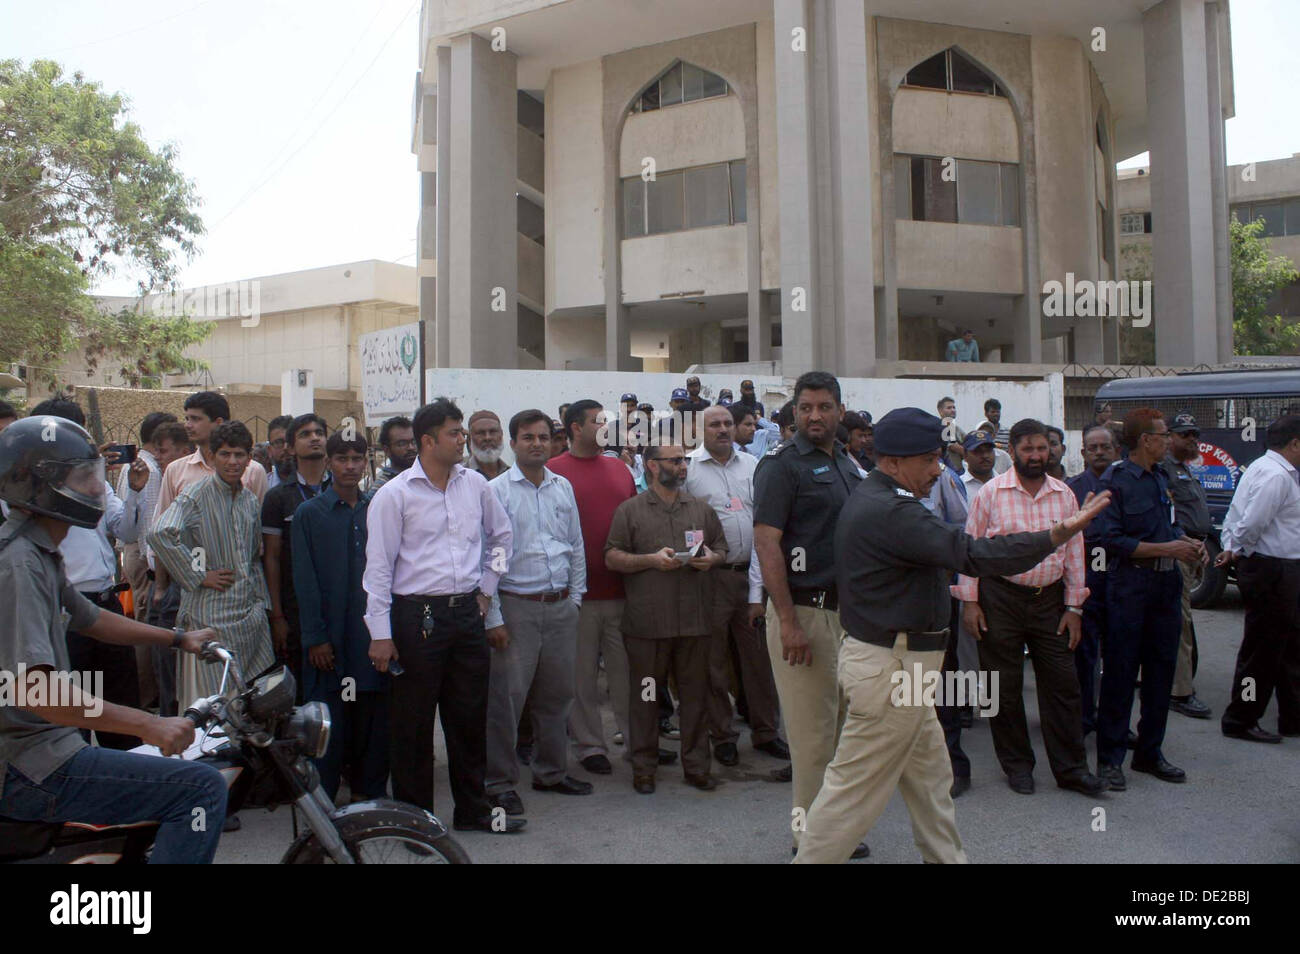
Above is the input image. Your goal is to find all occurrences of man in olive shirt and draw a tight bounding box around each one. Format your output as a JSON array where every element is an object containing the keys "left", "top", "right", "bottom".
[
  {"left": 793, "top": 408, "right": 1112, "bottom": 864},
  {"left": 606, "top": 442, "right": 727, "bottom": 794},
  {"left": 1160, "top": 412, "right": 1214, "bottom": 720},
  {"left": 752, "top": 371, "right": 866, "bottom": 858}
]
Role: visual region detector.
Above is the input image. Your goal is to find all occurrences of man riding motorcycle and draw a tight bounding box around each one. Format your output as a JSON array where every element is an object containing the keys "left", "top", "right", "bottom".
[{"left": 0, "top": 415, "right": 227, "bottom": 863}]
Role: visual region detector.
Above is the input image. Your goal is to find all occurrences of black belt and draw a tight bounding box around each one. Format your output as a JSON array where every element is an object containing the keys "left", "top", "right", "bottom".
[
  {"left": 724, "top": 563, "right": 749, "bottom": 573},
  {"left": 1182, "top": 531, "right": 1208, "bottom": 541},
  {"left": 791, "top": 587, "right": 837, "bottom": 611},
  {"left": 848, "top": 629, "right": 949, "bottom": 652},
  {"left": 500, "top": 588, "right": 569, "bottom": 603},
  {"left": 987, "top": 576, "right": 1063, "bottom": 598},
  {"left": 1127, "top": 556, "right": 1177, "bottom": 571},
  {"left": 395, "top": 589, "right": 481, "bottom": 608},
  {"left": 81, "top": 583, "right": 129, "bottom": 605}
]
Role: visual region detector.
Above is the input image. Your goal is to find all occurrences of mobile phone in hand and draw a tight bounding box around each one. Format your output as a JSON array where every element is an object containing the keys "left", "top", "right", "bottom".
[
  {"left": 105, "top": 443, "right": 138, "bottom": 463},
  {"left": 388, "top": 660, "right": 405, "bottom": 676}
]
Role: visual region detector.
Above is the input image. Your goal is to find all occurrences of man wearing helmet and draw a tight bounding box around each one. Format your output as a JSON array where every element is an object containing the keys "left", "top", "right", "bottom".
[{"left": 0, "top": 415, "right": 228, "bottom": 863}]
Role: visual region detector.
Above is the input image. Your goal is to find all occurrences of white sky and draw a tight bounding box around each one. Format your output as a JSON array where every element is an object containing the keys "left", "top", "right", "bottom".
[{"left": 4, "top": 0, "right": 1297, "bottom": 295}]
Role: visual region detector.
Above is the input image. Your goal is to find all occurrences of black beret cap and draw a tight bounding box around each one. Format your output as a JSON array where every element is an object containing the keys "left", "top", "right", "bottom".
[{"left": 874, "top": 407, "right": 944, "bottom": 457}]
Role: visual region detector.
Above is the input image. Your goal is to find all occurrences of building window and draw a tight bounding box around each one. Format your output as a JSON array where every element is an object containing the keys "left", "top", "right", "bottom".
[
  {"left": 631, "top": 61, "right": 729, "bottom": 114},
  {"left": 1232, "top": 199, "right": 1300, "bottom": 237},
  {"left": 903, "top": 49, "right": 1006, "bottom": 98},
  {"left": 622, "top": 160, "right": 746, "bottom": 238},
  {"left": 894, "top": 155, "right": 1019, "bottom": 226},
  {"left": 1120, "top": 211, "right": 1153, "bottom": 235}
]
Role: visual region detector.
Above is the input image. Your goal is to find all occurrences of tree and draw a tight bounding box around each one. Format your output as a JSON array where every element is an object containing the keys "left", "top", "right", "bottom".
[
  {"left": 0, "top": 59, "right": 211, "bottom": 389},
  {"left": 1230, "top": 216, "right": 1300, "bottom": 356}
]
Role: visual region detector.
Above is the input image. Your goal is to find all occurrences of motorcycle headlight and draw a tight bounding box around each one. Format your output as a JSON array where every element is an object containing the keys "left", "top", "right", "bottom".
[{"left": 287, "top": 701, "right": 331, "bottom": 759}]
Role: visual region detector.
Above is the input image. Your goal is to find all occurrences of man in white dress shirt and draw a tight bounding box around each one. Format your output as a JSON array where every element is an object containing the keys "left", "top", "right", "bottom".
[
  {"left": 364, "top": 397, "right": 523, "bottom": 834},
  {"left": 1216, "top": 415, "right": 1300, "bottom": 744},
  {"left": 483, "top": 409, "right": 591, "bottom": 818}
]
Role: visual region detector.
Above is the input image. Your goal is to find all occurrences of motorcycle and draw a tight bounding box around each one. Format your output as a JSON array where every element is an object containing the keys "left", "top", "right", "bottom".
[{"left": 0, "top": 643, "right": 469, "bottom": 864}]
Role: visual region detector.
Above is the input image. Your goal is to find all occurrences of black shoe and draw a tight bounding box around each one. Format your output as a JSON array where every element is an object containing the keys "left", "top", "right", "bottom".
[
  {"left": 657, "top": 748, "right": 678, "bottom": 766},
  {"left": 1280, "top": 727, "right": 1300, "bottom": 738},
  {"left": 516, "top": 742, "right": 535, "bottom": 764},
  {"left": 580, "top": 754, "right": 613, "bottom": 775},
  {"left": 1222, "top": 724, "right": 1282, "bottom": 744},
  {"left": 659, "top": 718, "right": 680, "bottom": 740},
  {"left": 1130, "top": 757, "right": 1186, "bottom": 783},
  {"left": 684, "top": 773, "right": 718, "bottom": 791},
  {"left": 1007, "top": 773, "right": 1034, "bottom": 795},
  {"left": 771, "top": 764, "right": 792, "bottom": 782},
  {"left": 1125, "top": 730, "right": 1139, "bottom": 749},
  {"left": 1170, "top": 694, "right": 1213, "bottom": 719},
  {"left": 714, "top": 742, "right": 739, "bottom": 766},
  {"left": 949, "top": 775, "right": 971, "bottom": 799},
  {"left": 959, "top": 708, "right": 974, "bottom": 729},
  {"left": 754, "top": 738, "right": 791, "bottom": 760},
  {"left": 633, "top": 775, "right": 656, "bottom": 794},
  {"left": 223, "top": 814, "right": 241, "bottom": 832},
  {"left": 489, "top": 790, "right": 525, "bottom": 815},
  {"left": 1057, "top": 773, "right": 1110, "bottom": 796},
  {"left": 453, "top": 815, "right": 528, "bottom": 834},
  {"left": 791, "top": 841, "right": 870, "bottom": 859},
  {"left": 532, "top": 776, "right": 594, "bottom": 795},
  {"left": 1098, "top": 763, "right": 1126, "bottom": 791}
]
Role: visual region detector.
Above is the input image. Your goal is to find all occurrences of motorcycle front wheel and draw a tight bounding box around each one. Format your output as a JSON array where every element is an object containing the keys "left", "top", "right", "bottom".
[{"left": 282, "top": 801, "right": 470, "bottom": 864}]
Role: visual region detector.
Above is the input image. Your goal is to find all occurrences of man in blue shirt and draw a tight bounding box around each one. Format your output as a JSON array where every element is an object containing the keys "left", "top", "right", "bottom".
[
  {"left": 483, "top": 409, "right": 591, "bottom": 817},
  {"left": 292, "top": 430, "right": 389, "bottom": 802},
  {"left": 1093, "top": 410, "right": 1205, "bottom": 791},
  {"left": 946, "top": 330, "right": 980, "bottom": 362},
  {"left": 1067, "top": 425, "right": 1118, "bottom": 737}
]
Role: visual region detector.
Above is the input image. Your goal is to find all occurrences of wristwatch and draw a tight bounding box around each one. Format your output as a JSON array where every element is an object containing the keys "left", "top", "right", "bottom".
[
  {"left": 1065, "top": 606, "right": 1083, "bottom": 616},
  {"left": 171, "top": 626, "right": 186, "bottom": 649}
]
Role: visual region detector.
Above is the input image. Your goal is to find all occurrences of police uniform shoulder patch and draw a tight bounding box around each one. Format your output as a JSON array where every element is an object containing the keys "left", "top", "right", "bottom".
[
  {"left": 812, "top": 465, "right": 830, "bottom": 475},
  {"left": 894, "top": 487, "right": 914, "bottom": 498}
]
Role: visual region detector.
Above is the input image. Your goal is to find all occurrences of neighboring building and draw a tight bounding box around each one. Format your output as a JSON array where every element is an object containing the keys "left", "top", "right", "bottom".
[
  {"left": 1119, "top": 155, "right": 1300, "bottom": 320},
  {"left": 413, "top": 0, "right": 1236, "bottom": 375},
  {"left": 32, "top": 261, "right": 419, "bottom": 400}
]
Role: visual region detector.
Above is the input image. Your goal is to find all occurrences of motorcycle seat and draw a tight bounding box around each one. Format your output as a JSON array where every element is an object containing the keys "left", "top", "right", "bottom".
[{"left": 0, "top": 816, "right": 61, "bottom": 860}]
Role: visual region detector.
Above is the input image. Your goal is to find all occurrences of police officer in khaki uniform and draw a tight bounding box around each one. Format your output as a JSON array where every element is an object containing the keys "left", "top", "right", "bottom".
[
  {"left": 793, "top": 408, "right": 1112, "bottom": 864},
  {"left": 752, "top": 371, "right": 867, "bottom": 858}
]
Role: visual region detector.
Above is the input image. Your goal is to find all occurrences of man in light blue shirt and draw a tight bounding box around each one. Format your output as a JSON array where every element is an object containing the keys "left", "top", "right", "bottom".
[
  {"left": 483, "top": 408, "right": 591, "bottom": 816},
  {"left": 946, "top": 330, "right": 980, "bottom": 362}
]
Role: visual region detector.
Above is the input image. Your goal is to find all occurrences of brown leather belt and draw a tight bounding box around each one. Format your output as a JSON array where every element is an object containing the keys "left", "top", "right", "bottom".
[{"left": 500, "top": 588, "right": 570, "bottom": 603}]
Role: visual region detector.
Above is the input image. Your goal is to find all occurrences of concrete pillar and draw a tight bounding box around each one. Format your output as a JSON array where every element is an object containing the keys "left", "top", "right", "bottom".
[
  {"left": 700, "top": 323, "right": 724, "bottom": 364},
  {"left": 281, "top": 369, "right": 314, "bottom": 417},
  {"left": 1204, "top": 2, "right": 1233, "bottom": 361},
  {"left": 1142, "top": 0, "right": 1220, "bottom": 366},
  {"left": 606, "top": 302, "right": 634, "bottom": 372},
  {"left": 749, "top": 291, "right": 773, "bottom": 362},
  {"left": 1073, "top": 316, "right": 1105, "bottom": 364},
  {"left": 435, "top": 45, "right": 452, "bottom": 368},
  {"left": 447, "top": 32, "right": 518, "bottom": 368}
]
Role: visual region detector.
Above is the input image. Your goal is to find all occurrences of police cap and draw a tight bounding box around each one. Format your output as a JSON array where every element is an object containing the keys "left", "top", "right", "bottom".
[{"left": 874, "top": 407, "right": 944, "bottom": 457}]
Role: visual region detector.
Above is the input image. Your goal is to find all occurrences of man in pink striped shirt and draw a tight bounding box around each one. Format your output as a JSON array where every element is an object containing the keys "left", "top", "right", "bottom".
[{"left": 954, "top": 419, "right": 1109, "bottom": 797}]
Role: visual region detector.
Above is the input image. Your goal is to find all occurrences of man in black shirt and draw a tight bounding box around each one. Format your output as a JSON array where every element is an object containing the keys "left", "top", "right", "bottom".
[
  {"left": 793, "top": 407, "right": 1111, "bottom": 864},
  {"left": 737, "top": 379, "right": 766, "bottom": 420},
  {"left": 261, "top": 414, "right": 330, "bottom": 694},
  {"left": 752, "top": 371, "right": 867, "bottom": 859}
]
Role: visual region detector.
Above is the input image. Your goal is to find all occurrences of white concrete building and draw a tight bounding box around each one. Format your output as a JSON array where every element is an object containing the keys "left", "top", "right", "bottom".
[{"left": 413, "top": 0, "right": 1237, "bottom": 375}]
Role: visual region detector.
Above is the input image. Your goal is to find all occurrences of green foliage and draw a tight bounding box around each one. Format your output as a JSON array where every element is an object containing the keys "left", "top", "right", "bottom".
[
  {"left": 0, "top": 58, "right": 209, "bottom": 389},
  {"left": 1230, "top": 217, "right": 1300, "bottom": 356}
]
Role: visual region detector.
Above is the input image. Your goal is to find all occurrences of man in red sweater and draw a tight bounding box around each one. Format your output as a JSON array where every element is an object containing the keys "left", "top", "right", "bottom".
[{"left": 550, "top": 399, "right": 674, "bottom": 775}]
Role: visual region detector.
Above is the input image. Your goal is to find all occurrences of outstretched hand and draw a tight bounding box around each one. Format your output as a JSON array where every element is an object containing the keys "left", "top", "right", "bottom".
[{"left": 1050, "top": 491, "right": 1111, "bottom": 547}]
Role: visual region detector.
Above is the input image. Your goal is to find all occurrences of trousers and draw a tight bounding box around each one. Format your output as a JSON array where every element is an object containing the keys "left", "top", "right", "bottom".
[
  {"left": 708, "top": 569, "right": 780, "bottom": 745},
  {"left": 1221, "top": 554, "right": 1300, "bottom": 734},
  {"left": 146, "top": 581, "right": 181, "bottom": 717},
  {"left": 487, "top": 595, "right": 579, "bottom": 792},
  {"left": 570, "top": 600, "right": 629, "bottom": 761},
  {"left": 766, "top": 602, "right": 844, "bottom": 848},
  {"left": 66, "top": 592, "right": 140, "bottom": 750},
  {"left": 625, "top": 633, "right": 711, "bottom": 778},
  {"left": 389, "top": 595, "right": 491, "bottom": 825},
  {"left": 794, "top": 635, "right": 967, "bottom": 864},
  {"left": 1077, "top": 573, "right": 1105, "bottom": 735},
  {"left": 310, "top": 688, "right": 390, "bottom": 802},
  {"left": 1172, "top": 559, "right": 1199, "bottom": 697},
  {"left": 1097, "top": 565, "right": 1182, "bottom": 767}
]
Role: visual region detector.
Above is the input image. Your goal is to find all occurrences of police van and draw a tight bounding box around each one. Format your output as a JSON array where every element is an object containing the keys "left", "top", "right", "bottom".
[{"left": 1093, "top": 367, "right": 1300, "bottom": 608}]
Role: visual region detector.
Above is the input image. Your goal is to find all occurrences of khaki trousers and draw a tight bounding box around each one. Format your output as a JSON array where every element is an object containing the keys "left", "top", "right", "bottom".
[
  {"left": 794, "top": 635, "right": 967, "bottom": 864},
  {"left": 570, "top": 600, "right": 629, "bottom": 760},
  {"left": 766, "top": 603, "right": 845, "bottom": 848},
  {"left": 1172, "top": 560, "right": 1197, "bottom": 697}
]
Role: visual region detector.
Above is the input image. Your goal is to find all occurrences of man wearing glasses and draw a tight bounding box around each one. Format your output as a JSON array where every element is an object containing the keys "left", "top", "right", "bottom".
[
  {"left": 372, "top": 416, "right": 417, "bottom": 489},
  {"left": 1093, "top": 409, "right": 1206, "bottom": 792}
]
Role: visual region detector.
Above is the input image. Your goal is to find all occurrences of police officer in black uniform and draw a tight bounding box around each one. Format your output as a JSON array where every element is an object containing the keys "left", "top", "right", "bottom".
[
  {"left": 1095, "top": 409, "right": 1206, "bottom": 791},
  {"left": 1160, "top": 411, "right": 1214, "bottom": 719},
  {"left": 793, "top": 408, "right": 1112, "bottom": 863},
  {"left": 752, "top": 371, "right": 867, "bottom": 858}
]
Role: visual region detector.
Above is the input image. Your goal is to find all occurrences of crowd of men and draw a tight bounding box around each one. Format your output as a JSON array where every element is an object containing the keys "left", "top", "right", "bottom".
[{"left": 0, "top": 373, "right": 1297, "bottom": 863}]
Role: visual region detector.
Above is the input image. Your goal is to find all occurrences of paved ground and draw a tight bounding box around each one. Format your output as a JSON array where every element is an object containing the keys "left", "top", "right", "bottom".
[{"left": 216, "top": 589, "right": 1300, "bottom": 863}]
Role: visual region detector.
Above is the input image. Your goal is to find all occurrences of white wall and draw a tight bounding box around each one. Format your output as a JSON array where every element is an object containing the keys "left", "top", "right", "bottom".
[
  {"left": 619, "top": 95, "right": 744, "bottom": 176},
  {"left": 892, "top": 87, "right": 1019, "bottom": 163},
  {"left": 620, "top": 225, "right": 748, "bottom": 302}
]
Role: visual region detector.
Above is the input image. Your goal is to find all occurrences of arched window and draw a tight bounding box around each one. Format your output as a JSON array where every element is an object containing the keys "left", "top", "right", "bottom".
[
  {"left": 631, "top": 61, "right": 729, "bottom": 113},
  {"left": 903, "top": 48, "right": 1006, "bottom": 97}
]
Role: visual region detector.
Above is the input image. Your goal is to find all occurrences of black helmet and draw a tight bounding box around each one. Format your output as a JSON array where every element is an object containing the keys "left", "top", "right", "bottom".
[{"left": 0, "top": 416, "right": 107, "bottom": 529}]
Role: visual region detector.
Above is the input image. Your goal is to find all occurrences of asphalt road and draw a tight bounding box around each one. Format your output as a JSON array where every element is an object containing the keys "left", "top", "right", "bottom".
[{"left": 216, "top": 589, "right": 1300, "bottom": 864}]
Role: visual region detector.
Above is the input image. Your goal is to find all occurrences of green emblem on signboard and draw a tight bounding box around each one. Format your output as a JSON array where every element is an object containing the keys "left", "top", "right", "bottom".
[{"left": 399, "top": 331, "right": 418, "bottom": 372}]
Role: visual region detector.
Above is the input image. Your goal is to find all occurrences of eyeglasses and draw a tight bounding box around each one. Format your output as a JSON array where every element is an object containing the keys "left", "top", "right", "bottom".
[
  {"left": 1143, "top": 430, "right": 1172, "bottom": 440},
  {"left": 653, "top": 456, "right": 687, "bottom": 465},
  {"left": 390, "top": 439, "right": 417, "bottom": 450},
  {"left": 268, "top": 438, "right": 287, "bottom": 448}
]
